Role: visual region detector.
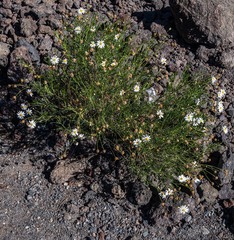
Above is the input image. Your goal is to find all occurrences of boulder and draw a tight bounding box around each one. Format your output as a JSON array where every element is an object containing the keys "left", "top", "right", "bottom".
[{"left": 169, "top": 0, "right": 234, "bottom": 48}]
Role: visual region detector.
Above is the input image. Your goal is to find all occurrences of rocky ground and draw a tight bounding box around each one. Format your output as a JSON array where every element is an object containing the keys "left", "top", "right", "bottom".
[{"left": 1, "top": 0, "right": 234, "bottom": 239}]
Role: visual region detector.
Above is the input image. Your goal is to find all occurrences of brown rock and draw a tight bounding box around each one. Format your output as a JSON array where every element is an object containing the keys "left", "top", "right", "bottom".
[
  {"left": 23, "top": 0, "right": 42, "bottom": 7},
  {"left": 198, "top": 181, "right": 219, "bottom": 204},
  {"left": 2, "top": 0, "right": 12, "bottom": 9},
  {"left": 20, "top": 18, "right": 38, "bottom": 37},
  {"left": 0, "top": 34, "right": 8, "bottom": 43},
  {"left": 31, "top": 3, "right": 55, "bottom": 19},
  {"left": 38, "top": 25, "right": 53, "bottom": 35},
  {"left": 38, "top": 34, "right": 53, "bottom": 53},
  {"left": 0, "top": 8, "right": 13, "bottom": 18},
  {"left": 0, "top": 42, "right": 10, "bottom": 67},
  {"left": 50, "top": 155, "right": 95, "bottom": 184}
]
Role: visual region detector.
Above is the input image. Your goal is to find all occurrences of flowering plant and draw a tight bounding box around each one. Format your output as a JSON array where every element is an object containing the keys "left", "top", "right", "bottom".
[{"left": 22, "top": 9, "right": 217, "bottom": 192}]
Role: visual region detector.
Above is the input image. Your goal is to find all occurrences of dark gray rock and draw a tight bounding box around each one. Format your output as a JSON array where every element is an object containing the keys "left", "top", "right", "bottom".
[
  {"left": 218, "top": 49, "right": 234, "bottom": 68},
  {"left": 226, "top": 103, "right": 234, "bottom": 118},
  {"left": 130, "top": 182, "right": 152, "bottom": 206},
  {"left": 7, "top": 46, "right": 33, "bottom": 83},
  {"left": 219, "top": 184, "right": 234, "bottom": 199},
  {"left": 0, "top": 42, "right": 10, "bottom": 67},
  {"left": 20, "top": 18, "right": 38, "bottom": 37},
  {"left": 150, "top": 0, "right": 165, "bottom": 10},
  {"left": 170, "top": 0, "right": 234, "bottom": 48},
  {"left": 17, "top": 39, "right": 40, "bottom": 65},
  {"left": 196, "top": 45, "right": 215, "bottom": 63},
  {"left": 38, "top": 34, "right": 53, "bottom": 54},
  {"left": 150, "top": 22, "right": 167, "bottom": 37}
]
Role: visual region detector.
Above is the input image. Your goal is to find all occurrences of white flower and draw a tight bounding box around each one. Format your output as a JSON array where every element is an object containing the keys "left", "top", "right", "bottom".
[
  {"left": 27, "top": 120, "right": 36, "bottom": 129},
  {"left": 159, "top": 191, "right": 167, "bottom": 199},
  {"left": 160, "top": 57, "right": 167, "bottom": 65},
  {"left": 192, "top": 119, "right": 199, "bottom": 126},
  {"left": 50, "top": 55, "right": 59, "bottom": 65},
  {"left": 159, "top": 188, "right": 174, "bottom": 199},
  {"left": 110, "top": 60, "right": 118, "bottom": 67},
  {"left": 20, "top": 103, "right": 28, "bottom": 110},
  {"left": 17, "top": 111, "right": 25, "bottom": 119},
  {"left": 222, "top": 126, "right": 228, "bottom": 134},
  {"left": 217, "top": 89, "right": 226, "bottom": 99},
  {"left": 90, "top": 26, "right": 96, "bottom": 32},
  {"left": 177, "top": 174, "right": 190, "bottom": 183},
  {"left": 90, "top": 41, "right": 96, "bottom": 48},
  {"left": 194, "top": 178, "right": 201, "bottom": 184},
  {"left": 97, "top": 40, "right": 105, "bottom": 48},
  {"left": 195, "top": 98, "right": 200, "bottom": 105},
  {"left": 26, "top": 89, "right": 33, "bottom": 97},
  {"left": 217, "top": 101, "right": 224, "bottom": 113},
  {"left": 133, "top": 139, "right": 142, "bottom": 147},
  {"left": 192, "top": 161, "right": 198, "bottom": 167},
  {"left": 142, "top": 134, "right": 151, "bottom": 143},
  {"left": 157, "top": 110, "right": 164, "bottom": 119},
  {"left": 114, "top": 34, "right": 120, "bottom": 40},
  {"left": 78, "top": 134, "right": 85, "bottom": 140},
  {"left": 134, "top": 84, "right": 140, "bottom": 92},
  {"left": 77, "top": 7, "right": 86, "bottom": 15},
  {"left": 165, "top": 188, "right": 174, "bottom": 196},
  {"left": 101, "top": 60, "right": 106, "bottom": 67},
  {"left": 196, "top": 117, "right": 204, "bottom": 124},
  {"left": 74, "top": 26, "right": 81, "bottom": 34},
  {"left": 146, "top": 87, "right": 157, "bottom": 103},
  {"left": 178, "top": 205, "right": 190, "bottom": 214},
  {"left": 120, "top": 90, "right": 125, "bottom": 96},
  {"left": 184, "top": 113, "right": 194, "bottom": 122},
  {"left": 71, "top": 128, "right": 79, "bottom": 137},
  {"left": 193, "top": 117, "right": 204, "bottom": 126},
  {"left": 62, "top": 59, "right": 68, "bottom": 64},
  {"left": 211, "top": 76, "right": 217, "bottom": 85},
  {"left": 26, "top": 109, "right": 32, "bottom": 115}
]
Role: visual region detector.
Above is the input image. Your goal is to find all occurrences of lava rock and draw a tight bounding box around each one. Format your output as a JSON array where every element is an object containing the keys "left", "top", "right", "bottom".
[
  {"left": 30, "top": 2, "right": 55, "bottom": 19},
  {"left": 17, "top": 39, "right": 40, "bottom": 65},
  {"left": 2, "top": 0, "right": 12, "bottom": 9},
  {"left": 219, "top": 49, "right": 234, "bottom": 68},
  {"left": 170, "top": 0, "right": 234, "bottom": 48},
  {"left": 7, "top": 46, "right": 33, "bottom": 83},
  {"left": 20, "top": 18, "right": 38, "bottom": 37},
  {"left": 23, "top": 0, "right": 42, "bottom": 8},
  {"left": 226, "top": 103, "right": 234, "bottom": 118},
  {"left": 196, "top": 45, "right": 215, "bottom": 63},
  {"left": 0, "top": 42, "right": 10, "bottom": 67},
  {"left": 38, "top": 34, "right": 53, "bottom": 53},
  {"left": 198, "top": 181, "right": 219, "bottom": 204},
  {"left": 130, "top": 182, "right": 152, "bottom": 206},
  {"left": 219, "top": 184, "right": 234, "bottom": 199}
]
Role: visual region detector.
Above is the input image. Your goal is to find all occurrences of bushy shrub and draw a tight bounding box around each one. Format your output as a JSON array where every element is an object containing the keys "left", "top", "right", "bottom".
[{"left": 18, "top": 9, "right": 217, "bottom": 196}]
